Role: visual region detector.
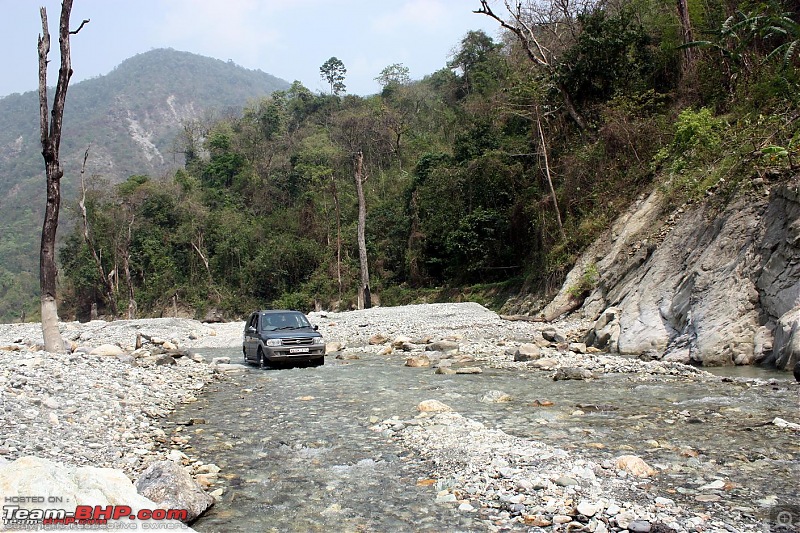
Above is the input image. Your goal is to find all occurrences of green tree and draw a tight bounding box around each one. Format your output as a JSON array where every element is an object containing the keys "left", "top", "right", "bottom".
[
  {"left": 447, "top": 30, "right": 505, "bottom": 96},
  {"left": 376, "top": 63, "right": 410, "bottom": 90},
  {"left": 320, "top": 57, "right": 347, "bottom": 95}
]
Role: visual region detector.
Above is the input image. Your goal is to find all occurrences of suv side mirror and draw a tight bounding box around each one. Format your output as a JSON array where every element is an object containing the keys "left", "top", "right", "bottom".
[
  {"left": 313, "top": 325, "right": 319, "bottom": 331},
  {"left": 247, "top": 326, "right": 256, "bottom": 332}
]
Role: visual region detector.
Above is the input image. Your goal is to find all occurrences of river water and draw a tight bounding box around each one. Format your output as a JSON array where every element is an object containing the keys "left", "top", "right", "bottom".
[{"left": 172, "top": 350, "right": 799, "bottom": 532}]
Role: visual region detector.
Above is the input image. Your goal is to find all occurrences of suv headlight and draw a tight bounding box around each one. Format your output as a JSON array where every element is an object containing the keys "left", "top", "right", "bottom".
[{"left": 265, "top": 339, "right": 282, "bottom": 347}]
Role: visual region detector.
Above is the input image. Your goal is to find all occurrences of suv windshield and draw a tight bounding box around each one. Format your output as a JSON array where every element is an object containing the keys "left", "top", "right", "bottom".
[{"left": 260, "top": 312, "right": 312, "bottom": 331}]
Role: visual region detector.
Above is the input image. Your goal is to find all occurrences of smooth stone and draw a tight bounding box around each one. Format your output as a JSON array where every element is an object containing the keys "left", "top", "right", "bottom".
[
  {"left": 555, "top": 476, "right": 579, "bottom": 487},
  {"left": 615, "top": 455, "right": 657, "bottom": 477},
  {"left": 577, "top": 500, "right": 601, "bottom": 517},
  {"left": 695, "top": 494, "right": 722, "bottom": 502},
  {"left": 435, "top": 492, "right": 457, "bottom": 504},
  {"left": 417, "top": 400, "right": 452, "bottom": 413},
  {"left": 628, "top": 520, "right": 651, "bottom": 532},
  {"left": 405, "top": 355, "right": 430, "bottom": 367},
  {"left": 481, "top": 390, "right": 512, "bottom": 403},
  {"left": 89, "top": 344, "right": 124, "bottom": 356}
]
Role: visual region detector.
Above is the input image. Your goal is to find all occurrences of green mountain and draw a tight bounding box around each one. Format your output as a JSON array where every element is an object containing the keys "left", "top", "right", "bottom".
[{"left": 0, "top": 48, "right": 290, "bottom": 322}]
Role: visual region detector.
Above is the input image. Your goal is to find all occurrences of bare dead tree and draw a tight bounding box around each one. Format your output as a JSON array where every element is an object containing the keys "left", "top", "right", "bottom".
[
  {"left": 535, "top": 109, "right": 566, "bottom": 241},
  {"left": 354, "top": 151, "right": 371, "bottom": 309},
  {"left": 37, "top": 1, "right": 88, "bottom": 352},
  {"left": 78, "top": 147, "right": 118, "bottom": 317},
  {"left": 191, "top": 232, "right": 222, "bottom": 303},
  {"left": 475, "top": 0, "right": 588, "bottom": 130},
  {"left": 122, "top": 212, "right": 137, "bottom": 319},
  {"left": 330, "top": 175, "right": 343, "bottom": 300}
]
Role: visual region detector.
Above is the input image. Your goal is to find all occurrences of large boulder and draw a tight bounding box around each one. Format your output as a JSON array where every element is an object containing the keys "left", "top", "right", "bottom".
[
  {"left": 585, "top": 307, "right": 620, "bottom": 352},
  {"left": 513, "top": 343, "right": 541, "bottom": 361},
  {"left": 0, "top": 456, "right": 195, "bottom": 530},
  {"left": 425, "top": 340, "right": 459, "bottom": 354},
  {"left": 135, "top": 461, "right": 213, "bottom": 523},
  {"left": 89, "top": 344, "right": 125, "bottom": 356},
  {"left": 769, "top": 307, "right": 800, "bottom": 371}
]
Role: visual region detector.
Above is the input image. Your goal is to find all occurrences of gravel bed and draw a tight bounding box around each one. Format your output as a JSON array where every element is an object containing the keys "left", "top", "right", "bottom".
[
  {"left": 0, "top": 318, "right": 228, "bottom": 480},
  {"left": 375, "top": 409, "right": 766, "bottom": 532}
]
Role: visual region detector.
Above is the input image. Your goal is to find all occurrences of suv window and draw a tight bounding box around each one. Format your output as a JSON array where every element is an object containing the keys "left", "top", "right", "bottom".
[{"left": 261, "top": 312, "right": 310, "bottom": 331}]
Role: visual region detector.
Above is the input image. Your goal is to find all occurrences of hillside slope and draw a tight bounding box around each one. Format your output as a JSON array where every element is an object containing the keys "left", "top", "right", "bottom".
[{"left": 0, "top": 48, "right": 290, "bottom": 321}]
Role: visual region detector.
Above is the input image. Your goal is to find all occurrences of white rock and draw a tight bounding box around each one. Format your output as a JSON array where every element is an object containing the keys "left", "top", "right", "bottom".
[
  {"left": 773, "top": 417, "right": 800, "bottom": 430},
  {"left": 0, "top": 456, "right": 191, "bottom": 529},
  {"left": 417, "top": 400, "right": 452, "bottom": 413},
  {"left": 698, "top": 479, "right": 725, "bottom": 490},
  {"left": 577, "top": 500, "right": 602, "bottom": 517},
  {"left": 89, "top": 344, "right": 124, "bottom": 356}
]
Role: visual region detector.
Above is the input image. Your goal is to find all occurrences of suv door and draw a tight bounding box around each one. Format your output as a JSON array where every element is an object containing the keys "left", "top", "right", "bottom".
[{"left": 244, "top": 313, "right": 258, "bottom": 360}]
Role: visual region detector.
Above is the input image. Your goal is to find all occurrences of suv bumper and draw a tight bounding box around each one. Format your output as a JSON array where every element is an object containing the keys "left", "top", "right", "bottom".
[{"left": 263, "top": 346, "right": 325, "bottom": 362}]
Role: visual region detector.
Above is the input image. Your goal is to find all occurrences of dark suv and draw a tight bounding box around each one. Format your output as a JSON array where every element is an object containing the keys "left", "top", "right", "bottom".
[{"left": 243, "top": 310, "right": 325, "bottom": 368}]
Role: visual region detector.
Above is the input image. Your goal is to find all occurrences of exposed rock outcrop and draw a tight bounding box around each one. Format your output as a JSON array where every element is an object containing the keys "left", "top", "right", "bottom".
[{"left": 550, "top": 179, "right": 800, "bottom": 369}]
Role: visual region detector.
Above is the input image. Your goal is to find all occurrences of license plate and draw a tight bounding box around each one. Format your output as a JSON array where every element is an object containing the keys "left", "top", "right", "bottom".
[{"left": 289, "top": 348, "right": 309, "bottom": 354}]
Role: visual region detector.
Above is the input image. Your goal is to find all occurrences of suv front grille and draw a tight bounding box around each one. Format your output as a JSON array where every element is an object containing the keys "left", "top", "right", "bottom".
[{"left": 281, "top": 337, "right": 315, "bottom": 346}]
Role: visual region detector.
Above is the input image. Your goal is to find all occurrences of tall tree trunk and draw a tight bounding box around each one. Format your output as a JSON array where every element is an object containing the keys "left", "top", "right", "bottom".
[
  {"left": 330, "top": 175, "right": 342, "bottom": 301},
  {"left": 555, "top": 81, "right": 587, "bottom": 132},
  {"left": 78, "top": 147, "right": 118, "bottom": 317},
  {"left": 677, "top": 0, "right": 695, "bottom": 72},
  {"left": 37, "top": 2, "right": 87, "bottom": 352},
  {"left": 536, "top": 111, "right": 566, "bottom": 242},
  {"left": 122, "top": 210, "right": 136, "bottom": 319},
  {"left": 354, "top": 151, "right": 371, "bottom": 309}
]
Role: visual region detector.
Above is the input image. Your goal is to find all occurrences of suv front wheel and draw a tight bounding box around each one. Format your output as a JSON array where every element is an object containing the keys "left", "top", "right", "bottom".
[{"left": 258, "top": 347, "right": 268, "bottom": 369}]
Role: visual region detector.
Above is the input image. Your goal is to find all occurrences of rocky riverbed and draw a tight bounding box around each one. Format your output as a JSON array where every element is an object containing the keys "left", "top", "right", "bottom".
[
  {"left": 0, "top": 318, "right": 225, "bottom": 476},
  {"left": 1, "top": 303, "right": 798, "bottom": 532}
]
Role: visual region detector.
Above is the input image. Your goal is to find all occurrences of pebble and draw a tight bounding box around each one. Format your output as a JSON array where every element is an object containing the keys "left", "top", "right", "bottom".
[
  {"left": 435, "top": 492, "right": 457, "bottom": 503},
  {"left": 577, "top": 500, "right": 602, "bottom": 516},
  {"left": 417, "top": 400, "right": 452, "bottom": 413},
  {"left": 628, "top": 520, "right": 652, "bottom": 532},
  {"left": 555, "top": 475, "right": 579, "bottom": 486},
  {"left": 480, "top": 390, "right": 513, "bottom": 403}
]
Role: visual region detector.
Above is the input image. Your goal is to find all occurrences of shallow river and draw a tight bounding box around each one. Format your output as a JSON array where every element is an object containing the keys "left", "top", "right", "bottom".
[{"left": 171, "top": 350, "right": 799, "bottom": 532}]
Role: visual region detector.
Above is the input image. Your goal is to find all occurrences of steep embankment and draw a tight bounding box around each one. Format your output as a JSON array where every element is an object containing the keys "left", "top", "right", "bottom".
[{"left": 544, "top": 176, "right": 800, "bottom": 370}]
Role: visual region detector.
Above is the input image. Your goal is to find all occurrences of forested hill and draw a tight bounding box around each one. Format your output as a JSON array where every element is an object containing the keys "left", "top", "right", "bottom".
[{"left": 0, "top": 49, "right": 290, "bottom": 321}]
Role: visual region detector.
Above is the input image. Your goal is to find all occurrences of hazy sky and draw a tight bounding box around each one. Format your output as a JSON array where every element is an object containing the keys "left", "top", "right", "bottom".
[{"left": 0, "top": 0, "right": 502, "bottom": 99}]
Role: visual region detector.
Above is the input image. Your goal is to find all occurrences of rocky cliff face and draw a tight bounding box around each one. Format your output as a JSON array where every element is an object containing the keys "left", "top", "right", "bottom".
[{"left": 546, "top": 177, "right": 800, "bottom": 369}]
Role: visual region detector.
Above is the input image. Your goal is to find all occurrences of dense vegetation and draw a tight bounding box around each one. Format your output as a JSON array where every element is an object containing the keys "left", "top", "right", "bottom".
[
  {"left": 49, "top": 1, "right": 800, "bottom": 320},
  {"left": 0, "top": 49, "right": 290, "bottom": 322}
]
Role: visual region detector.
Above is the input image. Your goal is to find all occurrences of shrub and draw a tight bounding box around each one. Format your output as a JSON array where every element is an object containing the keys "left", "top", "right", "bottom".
[{"left": 567, "top": 262, "right": 600, "bottom": 299}]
